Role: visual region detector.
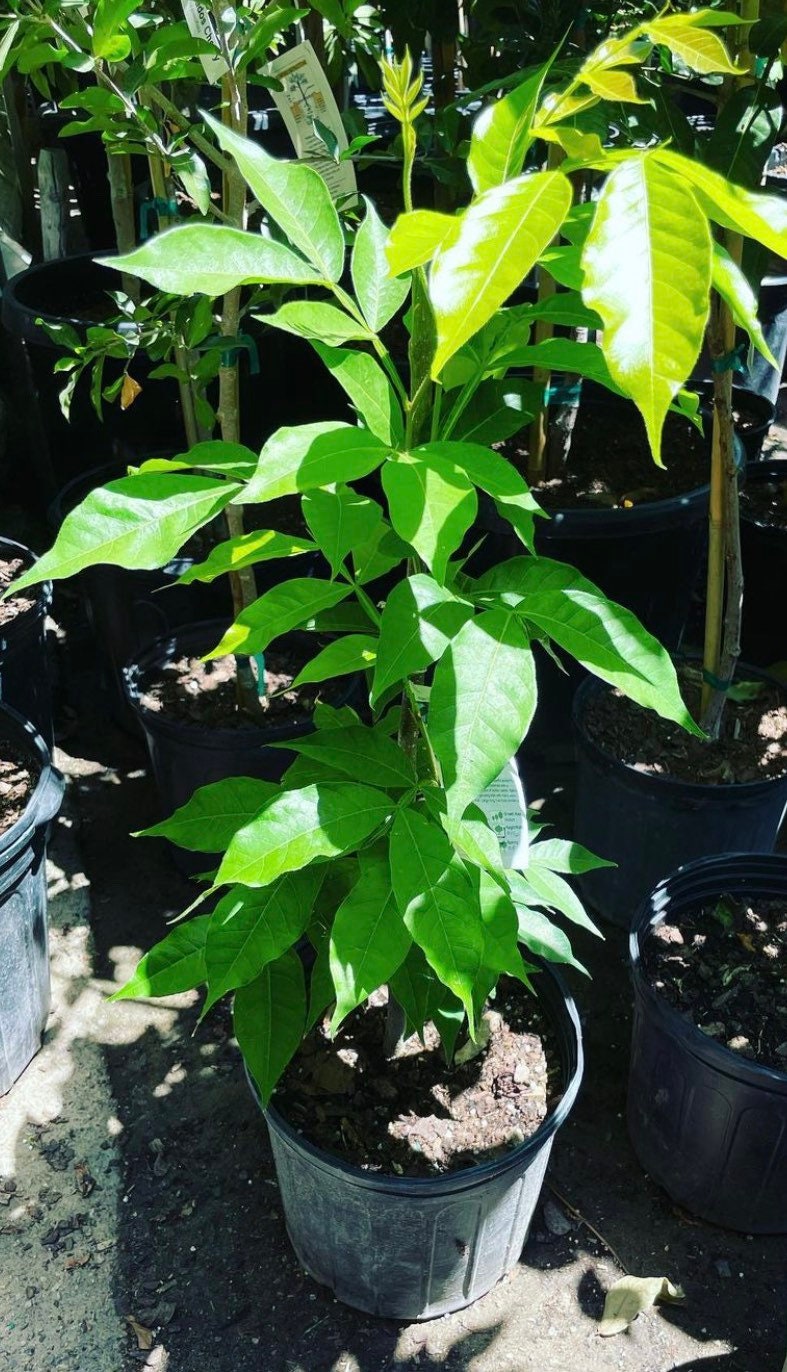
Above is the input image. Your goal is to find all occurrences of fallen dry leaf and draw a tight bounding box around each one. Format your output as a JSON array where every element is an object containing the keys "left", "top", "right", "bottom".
[
  {"left": 65, "top": 1252, "right": 91, "bottom": 1271},
  {"left": 126, "top": 1315, "right": 155, "bottom": 1350},
  {"left": 121, "top": 373, "right": 143, "bottom": 410},
  {"left": 599, "top": 1274, "right": 685, "bottom": 1337}
]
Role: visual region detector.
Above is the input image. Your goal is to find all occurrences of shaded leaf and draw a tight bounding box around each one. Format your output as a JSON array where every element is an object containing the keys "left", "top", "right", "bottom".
[
  {"left": 234, "top": 951, "right": 306, "bottom": 1106},
  {"left": 139, "top": 777, "right": 278, "bottom": 852}
]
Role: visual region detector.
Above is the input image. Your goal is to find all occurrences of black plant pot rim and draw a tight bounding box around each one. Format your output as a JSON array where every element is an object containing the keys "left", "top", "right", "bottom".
[
  {"left": 0, "top": 537, "right": 52, "bottom": 646},
  {"left": 252, "top": 962, "right": 583, "bottom": 1197},
  {"left": 123, "top": 619, "right": 355, "bottom": 750},
  {"left": 0, "top": 701, "right": 63, "bottom": 862},
  {"left": 2, "top": 251, "right": 120, "bottom": 344},
  {"left": 740, "top": 458, "right": 787, "bottom": 537},
  {"left": 572, "top": 669, "right": 787, "bottom": 803},
  {"left": 630, "top": 851, "right": 787, "bottom": 1091}
]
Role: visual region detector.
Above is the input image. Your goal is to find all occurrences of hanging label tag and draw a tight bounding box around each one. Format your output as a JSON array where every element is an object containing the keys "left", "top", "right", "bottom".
[
  {"left": 476, "top": 758, "right": 529, "bottom": 870},
  {"left": 180, "top": 0, "right": 229, "bottom": 83},
  {"left": 266, "top": 41, "right": 357, "bottom": 203}
]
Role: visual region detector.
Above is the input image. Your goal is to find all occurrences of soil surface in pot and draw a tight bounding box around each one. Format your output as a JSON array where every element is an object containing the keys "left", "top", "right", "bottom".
[
  {"left": 740, "top": 468, "right": 787, "bottom": 531},
  {"left": 0, "top": 556, "right": 35, "bottom": 628},
  {"left": 138, "top": 645, "right": 339, "bottom": 730},
  {"left": 645, "top": 896, "right": 786, "bottom": 1072},
  {"left": 504, "top": 407, "right": 708, "bottom": 511},
  {"left": 0, "top": 748, "right": 35, "bottom": 834},
  {"left": 583, "top": 670, "right": 787, "bottom": 784},
  {"left": 274, "top": 981, "right": 558, "bottom": 1178}
]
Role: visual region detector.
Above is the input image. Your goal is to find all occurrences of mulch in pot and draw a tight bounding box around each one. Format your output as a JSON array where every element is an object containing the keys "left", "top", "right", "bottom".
[
  {"left": 644, "top": 896, "right": 787, "bottom": 1072},
  {"left": 583, "top": 668, "right": 787, "bottom": 785},
  {"left": 0, "top": 557, "right": 36, "bottom": 630},
  {"left": 0, "top": 749, "right": 36, "bottom": 835},
  {"left": 502, "top": 406, "right": 709, "bottom": 511},
  {"left": 138, "top": 643, "right": 342, "bottom": 731},
  {"left": 274, "top": 979, "right": 560, "bottom": 1178}
]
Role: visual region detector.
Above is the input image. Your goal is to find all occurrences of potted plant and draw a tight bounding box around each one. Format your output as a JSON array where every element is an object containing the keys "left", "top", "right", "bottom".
[
  {"left": 0, "top": 702, "right": 64, "bottom": 1095},
  {"left": 628, "top": 850, "right": 787, "bottom": 1232},
  {"left": 7, "top": 27, "right": 707, "bottom": 1315}
]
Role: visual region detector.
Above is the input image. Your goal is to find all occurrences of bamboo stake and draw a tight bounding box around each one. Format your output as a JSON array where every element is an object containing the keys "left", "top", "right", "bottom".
[
  {"left": 700, "top": 0, "right": 757, "bottom": 731},
  {"left": 106, "top": 152, "right": 139, "bottom": 301},
  {"left": 526, "top": 143, "right": 564, "bottom": 485}
]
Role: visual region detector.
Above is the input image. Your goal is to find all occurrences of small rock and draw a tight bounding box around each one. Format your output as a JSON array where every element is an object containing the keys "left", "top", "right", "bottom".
[
  {"left": 715, "top": 1259, "right": 732, "bottom": 1279},
  {"left": 514, "top": 1062, "right": 529, "bottom": 1085},
  {"left": 700, "top": 1021, "right": 726, "bottom": 1039},
  {"left": 727, "top": 1035, "right": 755, "bottom": 1058},
  {"left": 543, "top": 1199, "right": 574, "bottom": 1236}
]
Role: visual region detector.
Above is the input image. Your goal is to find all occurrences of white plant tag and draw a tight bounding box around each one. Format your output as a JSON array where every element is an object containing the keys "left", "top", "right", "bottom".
[
  {"left": 180, "top": 0, "right": 228, "bottom": 83},
  {"left": 476, "top": 758, "right": 529, "bottom": 870},
  {"left": 266, "top": 41, "right": 357, "bottom": 202}
]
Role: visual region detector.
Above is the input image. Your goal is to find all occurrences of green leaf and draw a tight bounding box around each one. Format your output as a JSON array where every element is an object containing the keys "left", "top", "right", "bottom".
[
  {"left": 238, "top": 422, "right": 389, "bottom": 505},
  {"left": 279, "top": 725, "right": 416, "bottom": 790},
  {"left": 216, "top": 782, "right": 392, "bottom": 888},
  {"left": 382, "top": 452, "right": 478, "bottom": 583},
  {"left": 429, "top": 610, "right": 536, "bottom": 819},
  {"left": 528, "top": 837, "right": 614, "bottom": 875},
  {"left": 111, "top": 915, "right": 211, "bottom": 1000},
  {"left": 352, "top": 197, "right": 411, "bottom": 331},
  {"left": 414, "top": 440, "right": 541, "bottom": 551},
  {"left": 582, "top": 152, "right": 712, "bottom": 461},
  {"left": 92, "top": 0, "right": 138, "bottom": 59},
  {"left": 712, "top": 241, "right": 777, "bottom": 367},
  {"left": 178, "top": 529, "right": 316, "bottom": 585},
  {"left": 100, "top": 225, "right": 323, "bottom": 296},
  {"left": 302, "top": 484, "right": 382, "bottom": 576},
  {"left": 472, "top": 866, "right": 531, "bottom": 1006},
  {"left": 513, "top": 903, "right": 588, "bottom": 974},
  {"left": 179, "top": 150, "right": 212, "bottom": 216},
  {"left": 136, "top": 440, "right": 258, "bottom": 480},
  {"left": 450, "top": 379, "right": 540, "bottom": 447},
  {"left": 508, "top": 339, "right": 621, "bottom": 395},
  {"left": 371, "top": 574, "right": 473, "bottom": 704},
  {"left": 389, "top": 807, "right": 484, "bottom": 1031},
  {"left": 352, "top": 521, "right": 409, "bottom": 585},
  {"left": 206, "top": 578, "right": 351, "bottom": 659},
  {"left": 329, "top": 855, "right": 412, "bottom": 1031},
  {"left": 292, "top": 634, "right": 377, "bottom": 687},
  {"left": 204, "top": 871, "right": 320, "bottom": 1012},
  {"left": 477, "top": 557, "right": 701, "bottom": 734},
  {"left": 389, "top": 944, "right": 451, "bottom": 1038},
  {"left": 311, "top": 344, "right": 404, "bottom": 446},
  {"left": 139, "top": 777, "right": 279, "bottom": 852},
  {"left": 644, "top": 15, "right": 743, "bottom": 75},
  {"left": 430, "top": 170, "right": 573, "bottom": 378},
  {"left": 11, "top": 475, "right": 239, "bottom": 590},
  {"left": 517, "top": 865, "right": 602, "bottom": 937},
  {"left": 468, "top": 60, "right": 551, "bottom": 194},
  {"left": 655, "top": 149, "right": 787, "bottom": 264},
  {"left": 205, "top": 111, "right": 344, "bottom": 282},
  {"left": 386, "top": 209, "right": 460, "bottom": 275},
  {"left": 263, "top": 300, "right": 371, "bottom": 347},
  {"left": 234, "top": 951, "right": 306, "bottom": 1106}
]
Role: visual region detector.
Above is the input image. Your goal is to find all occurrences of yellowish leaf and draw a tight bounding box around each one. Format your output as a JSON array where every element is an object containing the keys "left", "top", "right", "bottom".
[
  {"left": 599, "top": 1275, "right": 685, "bottom": 1337},
  {"left": 126, "top": 1315, "right": 155, "bottom": 1350},
  {"left": 121, "top": 373, "right": 143, "bottom": 411}
]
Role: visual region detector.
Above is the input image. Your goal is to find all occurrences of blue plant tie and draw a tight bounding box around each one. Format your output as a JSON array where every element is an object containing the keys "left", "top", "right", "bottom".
[
  {"left": 198, "top": 333, "right": 260, "bottom": 374},
  {"left": 702, "top": 667, "right": 734, "bottom": 692},
  {"left": 139, "top": 197, "right": 179, "bottom": 241},
  {"left": 252, "top": 653, "right": 266, "bottom": 699},
  {"left": 710, "top": 343, "right": 747, "bottom": 375},
  {"left": 546, "top": 380, "right": 583, "bottom": 407}
]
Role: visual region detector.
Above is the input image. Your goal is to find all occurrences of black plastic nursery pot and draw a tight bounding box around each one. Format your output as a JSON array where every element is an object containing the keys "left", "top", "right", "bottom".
[
  {"left": 739, "top": 460, "right": 787, "bottom": 669},
  {"left": 251, "top": 965, "right": 583, "bottom": 1320},
  {"left": 572, "top": 673, "right": 787, "bottom": 929},
  {"left": 0, "top": 537, "right": 53, "bottom": 748},
  {"left": 123, "top": 621, "right": 355, "bottom": 872},
  {"left": 2, "top": 255, "right": 185, "bottom": 508},
  {"left": 0, "top": 703, "right": 64, "bottom": 1096},
  {"left": 628, "top": 852, "right": 787, "bottom": 1233},
  {"left": 50, "top": 464, "right": 231, "bottom": 730}
]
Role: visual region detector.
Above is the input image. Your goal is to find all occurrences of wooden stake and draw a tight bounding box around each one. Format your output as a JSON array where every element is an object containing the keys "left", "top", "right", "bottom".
[{"left": 37, "top": 147, "right": 70, "bottom": 261}]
